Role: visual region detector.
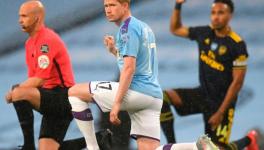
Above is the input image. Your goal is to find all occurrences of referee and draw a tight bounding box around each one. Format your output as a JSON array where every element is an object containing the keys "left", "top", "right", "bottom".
[{"left": 5, "top": 1, "right": 80, "bottom": 149}]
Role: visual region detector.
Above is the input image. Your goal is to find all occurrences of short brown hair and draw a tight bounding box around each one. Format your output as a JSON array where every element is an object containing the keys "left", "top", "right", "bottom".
[{"left": 117, "top": 0, "right": 130, "bottom": 5}]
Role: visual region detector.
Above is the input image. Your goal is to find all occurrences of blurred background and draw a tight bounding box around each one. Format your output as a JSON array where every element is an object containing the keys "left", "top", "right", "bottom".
[{"left": 0, "top": 0, "right": 263, "bottom": 149}]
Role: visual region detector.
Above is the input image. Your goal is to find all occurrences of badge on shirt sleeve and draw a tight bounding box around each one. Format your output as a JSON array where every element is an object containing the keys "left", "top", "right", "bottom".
[
  {"left": 233, "top": 55, "right": 247, "bottom": 66},
  {"left": 40, "top": 44, "right": 49, "bottom": 53},
  {"left": 38, "top": 55, "right": 50, "bottom": 69}
]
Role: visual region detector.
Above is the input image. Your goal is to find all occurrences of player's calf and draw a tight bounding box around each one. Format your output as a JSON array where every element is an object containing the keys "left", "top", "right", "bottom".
[{"left": 69, "top": 96, "right": 100, "bottom": 150}]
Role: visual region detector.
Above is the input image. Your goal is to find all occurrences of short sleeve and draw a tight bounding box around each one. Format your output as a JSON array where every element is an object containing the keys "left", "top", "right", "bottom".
[
  {"left": 189, "top": 26, "right": 210, "bottom": 41},
  {"left": 122, "top": 28, "right": 140, "bottom": 58},
  {"left": 232, "top": 41, "right": 248, "bottom": 68},
  {"left": 25, "top": 41, "right": 34, "bottom": 78}
]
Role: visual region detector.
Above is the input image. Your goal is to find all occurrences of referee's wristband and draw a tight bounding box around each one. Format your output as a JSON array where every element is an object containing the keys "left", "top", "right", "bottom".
[{"left": 175, "top": 3, "right": 182, "bottom": 10}]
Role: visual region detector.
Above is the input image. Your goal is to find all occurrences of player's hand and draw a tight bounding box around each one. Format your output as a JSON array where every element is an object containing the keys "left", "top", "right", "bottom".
[
  {"left": 104, "top": 35, "right": 117, "bottom": 55},
  {"left": 208, "top": 111, "right": 224, "bottom": 131},
  {"left": 5, "top": 91, "right": 12, "bottom": 104},
  {"left": 11, "top": 84, "right": 20, "bottom": 90},
  {"left": 176, "top": 0, "right": 186, "bottom": 4},
  {"left": 110, "top": 102, "right": 121, "bottom": 125}
]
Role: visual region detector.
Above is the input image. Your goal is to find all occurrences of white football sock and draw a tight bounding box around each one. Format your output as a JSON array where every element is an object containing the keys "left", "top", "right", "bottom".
[{"left": 69, "top": 96, "right": 99, "bottom": 150}]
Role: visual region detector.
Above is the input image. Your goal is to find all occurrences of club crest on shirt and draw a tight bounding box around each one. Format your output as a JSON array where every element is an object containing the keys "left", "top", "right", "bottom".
[
  {"left": 40, "top": 44, "right": 49, "bottom": 53},
  {"left": 38, "top": 55, "right": 50, "bottom": 69},
  {"left": 210, "top": 42, "right": 218, "bottom": 51},
  {"left": 219, "top": 45, "right": 227, "bottom": 55}
]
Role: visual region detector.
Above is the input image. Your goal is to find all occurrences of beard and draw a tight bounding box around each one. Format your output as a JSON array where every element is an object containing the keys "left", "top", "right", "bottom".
[
  {"left": 212, "top": 23, "right": 225, "bottom": 30},
  {"left": 20, "top": 22, "right": 36, "bottom": 33},
  {"left": 20, "top": 25, "right": 29, "bottom": 32}
]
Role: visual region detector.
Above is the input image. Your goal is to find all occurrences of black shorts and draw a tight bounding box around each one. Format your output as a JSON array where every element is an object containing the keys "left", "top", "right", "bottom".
[
  {"left": 173, "top": 87, "right": 236, "bottom": 146},
  {"left": 38, "top": 87, "right": 73, "bottom": 144}
]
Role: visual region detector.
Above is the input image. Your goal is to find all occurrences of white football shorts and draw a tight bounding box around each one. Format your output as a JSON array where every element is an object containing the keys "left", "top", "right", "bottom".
[{"left": 89, "top": 81, "right": 162, "bottom": 141}]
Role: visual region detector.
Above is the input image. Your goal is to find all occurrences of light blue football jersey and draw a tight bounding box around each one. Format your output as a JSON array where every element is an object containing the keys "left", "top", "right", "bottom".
[{"left": 115, "top": 16, "right": 163, "bottom": 99}]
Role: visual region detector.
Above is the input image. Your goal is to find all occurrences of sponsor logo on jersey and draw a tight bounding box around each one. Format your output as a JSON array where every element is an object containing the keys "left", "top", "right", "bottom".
[
  {"left": 200, "top": 51, "right": 224, "bottom": 71},
  {"left": 208, "top": 50, "right": 216, "bottom": 59},
  {"left": 211, "top": 42, "right": 218, "bottom": 51}
]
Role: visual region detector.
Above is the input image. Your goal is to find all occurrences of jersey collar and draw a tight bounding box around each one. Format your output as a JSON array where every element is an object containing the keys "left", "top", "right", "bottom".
[{"left": 30, "top": 25, "right": 46, "bottom": 41}]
